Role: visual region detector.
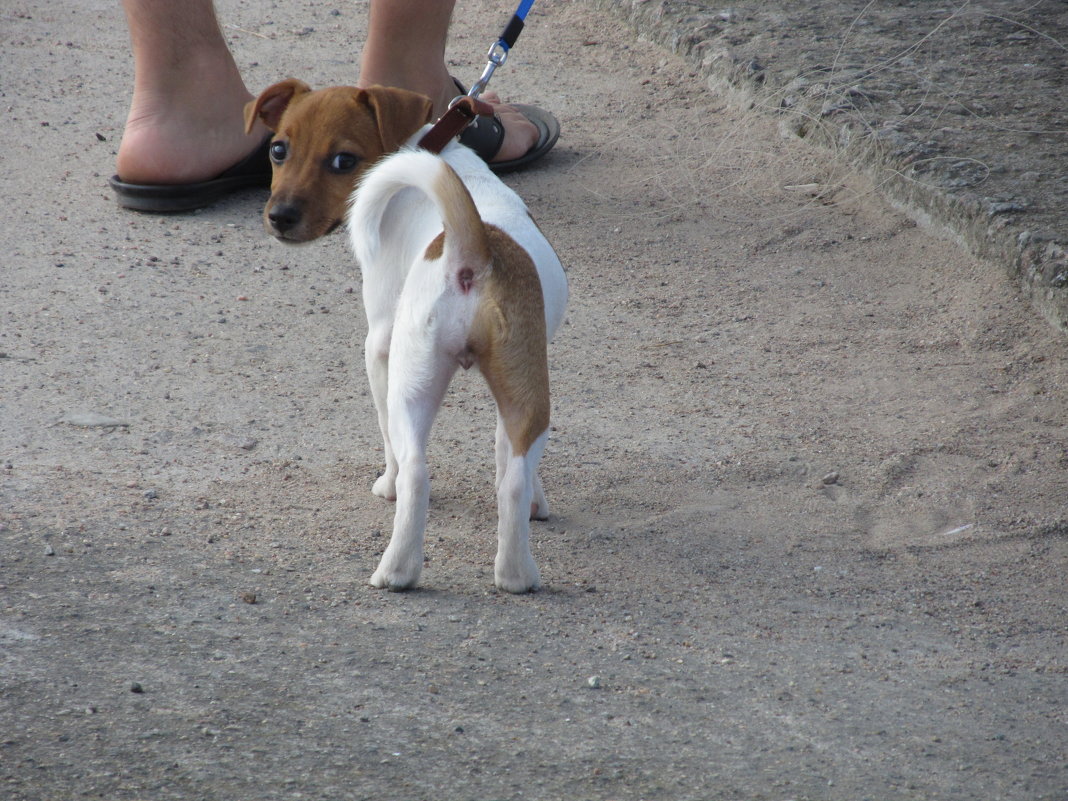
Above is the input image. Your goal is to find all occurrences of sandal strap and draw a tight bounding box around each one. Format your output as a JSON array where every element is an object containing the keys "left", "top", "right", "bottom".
[{"left": 457, "top": 113, "right": 506, "bottom": 162}]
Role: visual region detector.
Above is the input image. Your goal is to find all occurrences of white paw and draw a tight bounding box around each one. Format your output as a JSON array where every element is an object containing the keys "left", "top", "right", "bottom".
[
  {"left": 494, "top": 554, "right": 541, "bottom": 594},
  {"left": 372, "top": 471, "right": 397, "bottom": 501},
  {"left": 370, "top": 564, "right": 420, "bottom": 591},
  {"left": 369, "top": 546, "right": 422, "bottom": 591}
]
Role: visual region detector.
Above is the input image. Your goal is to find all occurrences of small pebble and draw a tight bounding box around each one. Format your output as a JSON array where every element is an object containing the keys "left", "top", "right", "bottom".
[
  {"left": 587, "top": 676, "right": 602, "bottom": 689},
  {"left": 821, "top": 471, "right": 839, "bottom": 485},
  {"left": 130, "top": 682, "right": 144, "bottom": 694}
]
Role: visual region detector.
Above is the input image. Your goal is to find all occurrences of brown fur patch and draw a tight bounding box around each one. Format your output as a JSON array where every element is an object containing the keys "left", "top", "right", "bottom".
[
  {"left": 424, "top": 232, "right": 445, "bottom": 261},
  {"left": 469, "top": 225, "right": 550, "bottom": 455}
]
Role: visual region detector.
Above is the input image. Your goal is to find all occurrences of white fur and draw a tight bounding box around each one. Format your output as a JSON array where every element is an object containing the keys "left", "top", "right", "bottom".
[{"left": 347, "top": 132, "right": 567, "bottom": 592}]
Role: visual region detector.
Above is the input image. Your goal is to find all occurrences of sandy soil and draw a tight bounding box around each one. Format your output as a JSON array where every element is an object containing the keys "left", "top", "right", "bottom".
[
  {"left": 596, "top": 0, "right": 1068, "bottom": 330},
  {"left": 2, "top": 1, "right": 1066, "bottom": 799}
]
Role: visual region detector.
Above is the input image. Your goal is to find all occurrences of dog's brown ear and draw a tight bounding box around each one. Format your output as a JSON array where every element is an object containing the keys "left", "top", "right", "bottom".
[
  {"left": 244, "top": 78, "right": 313, "bottom": 133},
  {"left": 360, "top": 86, "right": 435, "bottom": 152}
]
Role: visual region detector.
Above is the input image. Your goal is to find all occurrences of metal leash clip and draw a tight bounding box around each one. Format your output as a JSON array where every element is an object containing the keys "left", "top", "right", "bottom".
[
  {"left": 464, "top": 0, "right": 534, "bottom": 101},
  {"left": 467, "top": 41, "right": 509, "bottom": 101}
]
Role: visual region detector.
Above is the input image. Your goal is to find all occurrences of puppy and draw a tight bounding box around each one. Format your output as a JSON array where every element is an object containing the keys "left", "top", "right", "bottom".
[
  {"left": 349, "top": 142, "right": 568, "bottom": 593},
  {"left": 244, "top": 79, "right": 434, "bottom": 242}
]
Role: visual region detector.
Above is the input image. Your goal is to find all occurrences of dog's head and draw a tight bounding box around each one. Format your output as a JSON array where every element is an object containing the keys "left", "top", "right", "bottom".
[{"left": 244, "top": 79, "right": 433, "bottom": 243}]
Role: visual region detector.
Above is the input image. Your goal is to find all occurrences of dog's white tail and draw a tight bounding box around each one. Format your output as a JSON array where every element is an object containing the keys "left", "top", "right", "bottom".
[{"left": 349, "top": 148, "right": 490, "bottom": 285}]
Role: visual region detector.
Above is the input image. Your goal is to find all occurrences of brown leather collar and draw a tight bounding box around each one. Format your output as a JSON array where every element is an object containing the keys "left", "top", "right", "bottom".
[{"left": 417, "top": 96, "right": 495, "bottom": 155}]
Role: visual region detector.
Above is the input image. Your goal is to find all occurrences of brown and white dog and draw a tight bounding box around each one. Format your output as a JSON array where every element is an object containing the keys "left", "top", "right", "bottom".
[
  {"left": 246, "top": 80, "right": 568, "bottom": 591},
  {"left": 244, "top": 79, "right": 434, "bottom": 242},
  {"left": 350, "top": 146, "right": 567, "bottom": 592}
]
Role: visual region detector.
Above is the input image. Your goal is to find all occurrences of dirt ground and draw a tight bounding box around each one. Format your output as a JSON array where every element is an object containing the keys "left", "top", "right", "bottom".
[
  {"left": 598, "top": 0, "right": 1068, "bottom": 330},
  {"left": 2, "top": 1, "right": 1066, "bottom": 800}
]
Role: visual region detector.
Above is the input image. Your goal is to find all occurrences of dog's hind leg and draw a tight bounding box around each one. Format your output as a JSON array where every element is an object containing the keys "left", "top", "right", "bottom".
[
  {"left": 494, "top": 413, "right": 508, "bottom": 492},
  {"left": 477, "top": 300, "right": 551, "bottom": 592},
  {"left": 494, "top": 427, "right": 546, "bottom": 593},
  {"left": 495, "top": 412, "right": 548, "bottom": 521},
  {"left": 365, "top": 329, "right": 397, "bottom": 500},
  {"left": 483, "top": 362, "right": 550, "bottom": 592},
  {"left": 369, "top": 333, "right": 454, "bottom": 591}
]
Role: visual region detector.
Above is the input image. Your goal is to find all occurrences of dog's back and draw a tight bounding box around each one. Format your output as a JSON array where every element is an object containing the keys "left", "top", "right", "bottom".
[{"left": 349, "top": 146, "right": 567, "bottom": 337}]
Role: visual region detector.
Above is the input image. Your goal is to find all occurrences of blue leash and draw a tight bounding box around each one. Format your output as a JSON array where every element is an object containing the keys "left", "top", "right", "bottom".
[
  {"left": 467, "top": 0, "right": 536, "bottom": 99},
  {"left": 499, "top": 0, "right": 535, "bottom": 51}
]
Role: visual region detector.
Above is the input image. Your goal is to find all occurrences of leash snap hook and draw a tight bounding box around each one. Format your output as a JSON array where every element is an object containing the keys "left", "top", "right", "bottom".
[
  {"left": 465, "top": 0, "right": 532, "bottom": 99},
  {"left": 468, "top": 42, "right": 509, "bottom": 100}
]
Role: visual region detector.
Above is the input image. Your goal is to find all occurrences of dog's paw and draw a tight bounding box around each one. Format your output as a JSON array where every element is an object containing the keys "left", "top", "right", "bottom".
[
  {"left": 370, "top": 573, "right": 418, "bottom": 591},
  {"left": 370, "top": 547, "right": 422, "bottom": 591},
  {"left": 372, "top": 471, "right": 397, "bottom": 501},
  {"left": 369, "top": 565, "right": 420, "bottom": 591},
  {"left": 494, "top": 554, "right": 541, "bottom": 594}
]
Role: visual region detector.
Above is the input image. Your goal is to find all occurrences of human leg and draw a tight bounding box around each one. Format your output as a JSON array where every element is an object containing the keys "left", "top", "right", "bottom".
[
  {"left": 112, "top": 0, "right": 552, "bottom": 209},
  {"left": 114, "top": 0, "right": 268, "bottom": 185}
]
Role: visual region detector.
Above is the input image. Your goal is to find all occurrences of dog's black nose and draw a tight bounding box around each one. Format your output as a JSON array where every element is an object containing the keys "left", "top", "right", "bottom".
[{"left": 268, "top": 203, "right": 302, "bottom": 234}]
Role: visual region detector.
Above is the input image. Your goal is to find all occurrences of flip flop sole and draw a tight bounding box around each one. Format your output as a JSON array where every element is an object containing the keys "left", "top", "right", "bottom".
[
  {"left": 488, "top": 104, "right": 560, "bottom": 174},
  {"left": 109, "top": 137, "right": 272, "bottom": 213}
]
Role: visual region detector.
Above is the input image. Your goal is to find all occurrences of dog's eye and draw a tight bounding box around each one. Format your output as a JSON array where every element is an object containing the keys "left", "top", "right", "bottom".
[
  {"left": 329, "top": 152, "right": 359, "bottom": 173},
  {"left": 269, "top": 141, "right": 288, "bottom": 163}
]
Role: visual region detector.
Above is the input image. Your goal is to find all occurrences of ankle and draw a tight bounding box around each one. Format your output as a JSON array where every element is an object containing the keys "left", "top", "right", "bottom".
[{"left": 359, "top": 60, "right": 456, "bottom": 116}]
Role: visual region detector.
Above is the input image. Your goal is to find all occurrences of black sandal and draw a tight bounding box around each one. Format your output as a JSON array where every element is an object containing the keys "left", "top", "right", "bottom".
[
  {"left": 109, "top": 135, "right": 272, "bottom": 213},
  {"left": 452, "top": 79, "right": 560, "bottom": 172}
]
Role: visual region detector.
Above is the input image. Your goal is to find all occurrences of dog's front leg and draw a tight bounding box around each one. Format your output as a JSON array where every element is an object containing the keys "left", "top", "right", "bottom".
[
  {"left": 369, "top": 338, "right": 453, "bottom": 591},
  {"left": 365, "top": 329, "right": 397, "bottom": 500}
]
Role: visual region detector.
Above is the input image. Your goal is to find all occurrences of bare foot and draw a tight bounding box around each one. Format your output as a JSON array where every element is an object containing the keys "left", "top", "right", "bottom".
[
  {"left": 479, "top": 90, "right": 540, "bottom": 163},
  {"left": 115, "top": 86, "right": 268, "bottom": 186}
]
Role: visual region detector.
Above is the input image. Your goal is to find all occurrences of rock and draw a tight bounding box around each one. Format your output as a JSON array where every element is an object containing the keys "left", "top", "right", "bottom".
[{"left": 63, "top": 412, "right": 128, "bottom": 429}]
